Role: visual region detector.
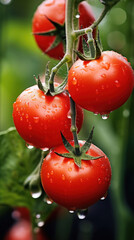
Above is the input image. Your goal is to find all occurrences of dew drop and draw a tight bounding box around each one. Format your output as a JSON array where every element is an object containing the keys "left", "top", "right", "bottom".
[
  {"left": 33, "top": 117, "right": 39, "bottom": 123},
  {"left": 100, "top": 192, "right": 107, "bottom": 200},
  {"left": 115, "top": 80, "right": 120, "bottom": 87},
  {"left": 26, "top": 143, "right": 34, "bottom": 149},
  {"left": 42, "top": 147, "right": 49, "bottom": 152},
  {"left": 25, "top": 114, "right": 29, "bottom": 119},
  {"left": 44, "top": 196, "right": 53, "bottom": 205},
  {"left": 75, "top": 14, "right": 80, "bottom": 18},
  {"left": 67, "top": 110, "right": 71, "bottom": 119},
  {"left": 101, "top": 114, "right": 109, "bottom": 120},
  {"left": 98, "top": 178, "right": 102, "bottom": 184},
  {"left": 28, "top": 124, "right": 32, "bottom": 130},
  {"left": 95, "top": 89, "right": 99, "bottom": 95},
  {"left": 20, "top": 117, "right": 23, "bottom": 121},
  {"left": 101, "top": 74, "right": 106, "bottom": 78},
  {"left": 31, "top": 190, "right": 42, "bottom": 199},
  {"left": 62, "top": 174, "right": 65, "bottom": 181},
  {"left": 69, "top": 210, "right": 75, "bottom": 214},
  {"left": 77, "top": 209, "right": 88, "bottom": 220},
  {"left": 72, "top": 77, "right": 77, "bottom": 85},
  {"left": 37, "top": 220, "right": 45, "bottom": 227},
  {"left": 36, "top": 214, "right": 41, "bottom": 219}
]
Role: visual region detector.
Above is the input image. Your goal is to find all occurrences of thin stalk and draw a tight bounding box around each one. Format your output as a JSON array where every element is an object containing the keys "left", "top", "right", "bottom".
[
  {"left": 70, "top": 97, "right": 81, "bottom": 155},
  {"left": 74, "top": 5, "right": 110, "bottom": 38}
]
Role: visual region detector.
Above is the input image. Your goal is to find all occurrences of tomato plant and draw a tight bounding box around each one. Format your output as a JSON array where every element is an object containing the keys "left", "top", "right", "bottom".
[
  {"left": 13, "top": 85, "right": 83, "bottom": 149},
  {"left": 32, "top": 0, "right": 95, "bottom": 59},
  {"left": 68, "top": 51, "right": 134, "bottom": 115},
  {"left": 41, "top": 141, "right": 111, "bottom": 210}
]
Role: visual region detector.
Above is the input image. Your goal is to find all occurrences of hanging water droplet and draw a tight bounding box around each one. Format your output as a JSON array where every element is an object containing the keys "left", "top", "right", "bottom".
[
  {"left": 75, "top": 14, "right": 80, "bottom": 18},
  {"left": 36, "top": 214, "right": 41, "bottom": 219},
  {"left": 72, "top": 77, "right": 77, "bottom": 85},
  {"left": 33, "top": 116, "right": 39, "bottom": 123},
  {"left": 69, "top": 210, "right": 75, "bottom": 214},
  {"left": 31, "top": 189, "right": 42, "bottom": 199},
  {"left": 41, "top": 147, "right": 49, "bottom": 152},
  {"left": 101, "top": 114, "right": 109, "bottom": 120},
  {"left": 0, "top": 0, "right": 12, "bottom": 5},
  {"left": 37, "top": 220, "right": 45, "bottom": 227},
  {"left": 100, "top": 192, "right": 107, "bottom": 200},
  {"left": 44, "top": 196, "right": 53, "bottom": 205},
  {"left": 77, "top": 209, "right": 88, "bottom": 220},
  {"left": 26, "top": 143, "right": 34, "bottom": 149}
]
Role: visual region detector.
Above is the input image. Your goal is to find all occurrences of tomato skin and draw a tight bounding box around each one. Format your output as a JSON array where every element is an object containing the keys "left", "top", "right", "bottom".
[
  {"left": 68, "top": 51, "right": 134, "bottom": 115},
  {"left": 41, "top": 141, "right": 111, "bottom": 210},
  {"left": 13, "top": 86, "right": 83, "bottom": 149},
  {"left": 32, "top": 0, "right": 95, "bottom": 59}
]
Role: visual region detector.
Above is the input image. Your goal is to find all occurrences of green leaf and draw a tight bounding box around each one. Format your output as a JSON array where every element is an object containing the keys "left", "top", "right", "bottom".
[
  {"left": 0, "top": 128, "right": 56, "bottom": 221},
  {"left": 54, "top": 152, "right": 74, "bottom": 159},
  {"left": 46, "top": 35, "right": 61, "bottom": 52},
  {"left": 33, "top": 29, "right": 57, "bottom": 37}
]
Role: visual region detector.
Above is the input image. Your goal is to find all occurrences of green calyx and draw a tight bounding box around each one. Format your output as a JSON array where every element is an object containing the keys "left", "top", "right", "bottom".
[
  {"left": 55, "top": 127, "right": 103, "bottom": 168},
  {"left": 100, "top": 0, "right": 120, "bottom": 7},
  {"left": 75, "top": 29, "right": 102, "bottom": 61},
  {"left": 33, "top": 16, "right": 66, "bottom": 52},
  {"left": 34, "top": 62, "right": 67, "bottom": 96}
]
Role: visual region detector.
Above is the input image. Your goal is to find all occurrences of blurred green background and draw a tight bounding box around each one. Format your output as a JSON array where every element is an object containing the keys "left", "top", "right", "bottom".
[{"left": 0, "top": 0, "right": 134, "bottom": 239}]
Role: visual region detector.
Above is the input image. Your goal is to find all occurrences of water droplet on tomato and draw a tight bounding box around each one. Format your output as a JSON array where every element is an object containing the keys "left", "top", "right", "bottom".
[
  {"left": 25, "top": 114, "right": 29, "bottom": 119},
  {"left": 45, "top": 0, "right": 54, "bottom": 6},
  {"left": 101, "top": 114, "right": 109, "bottom": 120},
  {"left": 72, "top": 77, "right": 77, "bottom": 85},
  {"left": 77, "top": 209, "right": 88, "bottom": 220},
  {"left": 62, "top": 174, "right": 65, "bottom": 181},
  {"left": 98, "top": 178, "right": 102, "bottom": 184},
  {"left": 28, "top": 124, "right": 32, "bottom": 130},
  {"left": 101, "top": 74, "right": 106, "bottom": 78},
  {"left": 33, "top": 116, "right": 39, "bottom": 123},
  {"left": 115, "top": 80, "right": 120, "bottom": 87},
  {"left": 42, "top": 147, "right": 49, "bottom": 152},
  {"left": 100, "top": 192, "right": 107, "bottom": 200},
  {"left": 44, "top": 196, "right": 53, "bottom": 205},
  {"left": 26, "top": 144, "right": 34, "bottom": 149},
  {"left": 20, "top": 117, "right": 23, "bottom": 121},
  {"left": 67, "top": 110, "right": 71, "bottom": 119}
]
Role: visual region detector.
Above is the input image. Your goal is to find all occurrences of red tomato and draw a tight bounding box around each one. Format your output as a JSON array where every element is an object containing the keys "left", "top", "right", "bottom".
[
  {"left": 68, "top": 51, "right": 134, "bottom": 115},
  {"left": 32, "top": 0, "right": 95, "bottom": 59},
  {"left": 4, "top": 220, "right": 44, "bottom": 240},
  {"left": 13, "top": 86, "right": 83, "bottom": 149},
  {"left": 41, "top": 141, "right": 111, "bottom": 210}
]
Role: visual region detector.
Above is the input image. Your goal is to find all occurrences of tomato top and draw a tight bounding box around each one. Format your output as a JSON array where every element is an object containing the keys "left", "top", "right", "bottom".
[
  {"left": 41, "top": 141, "right": 111, "bottom": 210},
  {"left": 68, "top": 51, "right": 134, "bottom": 114},
  {"left": 32, "top": 0, "right": 95, "bottom": 59},
  {"left": 32, "top": 0, "right": 65, "bottom": 59}
]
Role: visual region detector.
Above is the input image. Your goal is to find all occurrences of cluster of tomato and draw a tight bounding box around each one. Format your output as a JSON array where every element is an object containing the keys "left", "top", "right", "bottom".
[{"left": 13, "top": 0, "right": 134, "bottom": 212}]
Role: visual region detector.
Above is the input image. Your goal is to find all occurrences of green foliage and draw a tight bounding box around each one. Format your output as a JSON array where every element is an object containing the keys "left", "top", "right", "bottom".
[{"left": 0, "top": 128, "right": 56, "bottom": 221}]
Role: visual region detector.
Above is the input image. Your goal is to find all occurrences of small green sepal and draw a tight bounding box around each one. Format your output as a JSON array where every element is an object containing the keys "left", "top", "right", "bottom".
[{"left": 55, "top": 129, "right": 103, "bottom": 168}]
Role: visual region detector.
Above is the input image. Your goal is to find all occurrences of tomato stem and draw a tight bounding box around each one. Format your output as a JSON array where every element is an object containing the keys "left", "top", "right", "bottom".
[
  {"left": 74, "top": 5, "right": 111, "bottom": 38},
  {"left": 70, "top": 97, "right": 81, "bottom": 156}
]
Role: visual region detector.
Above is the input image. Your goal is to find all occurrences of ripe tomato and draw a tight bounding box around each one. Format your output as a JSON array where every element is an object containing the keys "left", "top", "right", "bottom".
[
  {"left": 68, "top": 51, "right": 134, "bottom": 115},
  {"left": 41, "top": 141, "right": 111, "bottom": 210},
  {"left": 4, "top": 220, "right": 44, "bottom": 240},
  {"left": 13, "top": 86, "right": 83, "bottom": 149},
  {"left": 32, "top": 0, "right": 95, "bottom": 59}
]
